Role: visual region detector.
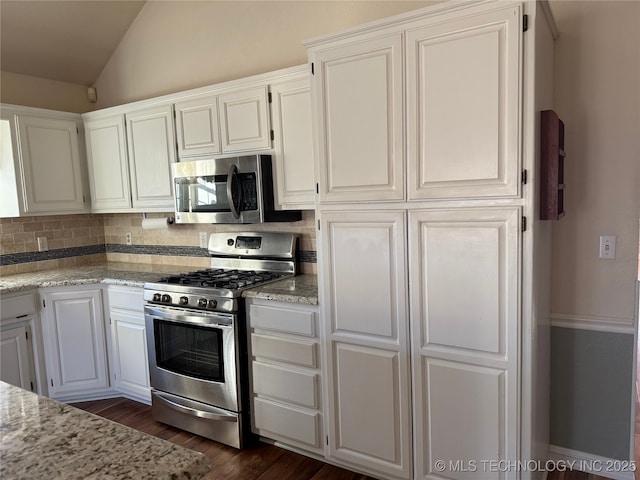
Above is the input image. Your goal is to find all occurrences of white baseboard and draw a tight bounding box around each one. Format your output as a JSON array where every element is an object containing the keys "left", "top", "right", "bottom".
[{"left": 548, "top": 444, "right": 636, "bottom": 480}]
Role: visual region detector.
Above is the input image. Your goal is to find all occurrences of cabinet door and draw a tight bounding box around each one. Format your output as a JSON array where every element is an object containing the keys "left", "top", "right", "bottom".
[
  {"left": 409, "top": 207, "right": 520, "bottom": 480},
  {"left": 174, "top": 95, "right": 222, "bottom": 158},
  {"left": 407, "top": 4, "right": 522, "bottom": 200},
  {"left": 84, "top": 115, "right": 132, "bottom": 211},
  {"left": 126, "top": 105, "right": 176, "bottom": 210},
  {"left": 320, "top": 210, "right": 411, "bottom": 479},
  {"left": 270, "top": 78, "right": 315, "bottom": 209},
  {"left": 310, "top": 32, "right": 404, "bottom": 203},
  {"left": 42, "top": 288, "right": 109, "bottom": 397},
  {"left": 15, "top": 115, "right": 88, "bottom": 214},
  {"left": 111, "top": 309, "right": 150, "bottom": 402},
  {"left": 0, "top": 324, "right": 33, "bottom": 391},
  {"left": 219, "top": 86, "right": 271, "bottom": 152}
]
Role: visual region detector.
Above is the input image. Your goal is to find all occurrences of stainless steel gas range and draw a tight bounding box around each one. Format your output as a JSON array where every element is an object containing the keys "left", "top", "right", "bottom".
[{"left": 143, "top": 232, "right": 297, "bottom": 448}]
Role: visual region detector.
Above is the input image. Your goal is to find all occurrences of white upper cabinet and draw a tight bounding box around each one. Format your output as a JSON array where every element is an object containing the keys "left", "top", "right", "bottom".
[
  {"left": 309, "top": 32, "right": 405, "bottom": 204},
  {"left": 84, "top": 115, "right": 132, "bottom": 212},
  {"left": 125, "top": 104, "right": 176, "bottom": 209},
  {"left": 270, "top": 77, "right": 315, "bottom": 209},
  {"left": 84, "top": 104, "right": 176, "bottom": 213},
  {"left": 219, "top": 86, "right": 271, "bottom": 153},
  {"left": 406, "top": 4, "right": 522, "bottom": 200},
  {"left": 174, "top": 95, "right": 222, "bottom": 158},
  {"left": 0, "top": 105, "right": 90, "bottom": 217}
]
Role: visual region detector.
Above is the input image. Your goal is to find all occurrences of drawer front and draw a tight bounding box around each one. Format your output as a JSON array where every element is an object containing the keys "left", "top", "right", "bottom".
[
  {"left": 252, "top": 361, "right": 318, "bottom": 408},
  {"left": 253, "top": 397, "right": 321, "bottom": 448},
  {"left": 251, "top": 333, "right": 317, "bottom": 368},
  {"left": 249, "top": 304, "right": 315, "bottom": 337},
  {"left": 1, "top": 292, "right": 36, "bottom": 320},
  {"left": 109, "top": 287, "right": 144, "bottom": 312}
]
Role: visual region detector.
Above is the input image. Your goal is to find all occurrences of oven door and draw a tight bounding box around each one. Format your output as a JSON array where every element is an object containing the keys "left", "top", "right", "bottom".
[
  {"left": 172, "top": 156, "right": 263, "bottom": 224},
  {"left": 144, "top": 304, "right": 241, "bottom": 412}
]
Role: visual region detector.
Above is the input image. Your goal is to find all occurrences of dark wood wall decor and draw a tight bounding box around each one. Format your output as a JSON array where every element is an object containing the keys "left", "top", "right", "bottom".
[{"left": 540, "top": 109, "right": 566, "bottom": 220}]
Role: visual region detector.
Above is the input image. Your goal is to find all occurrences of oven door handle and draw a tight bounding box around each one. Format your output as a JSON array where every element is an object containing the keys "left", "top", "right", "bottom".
[
  {"left": 144, "top": 305, "right": 233, "bottom": 328},
  {"left": 154, "top": 391, "right": 238, "bottom": 423}
]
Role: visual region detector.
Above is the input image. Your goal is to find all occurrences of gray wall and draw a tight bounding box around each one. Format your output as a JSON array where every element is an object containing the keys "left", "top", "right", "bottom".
[{"left": 550, "top": 327, "right": 634, "bottom": 460}]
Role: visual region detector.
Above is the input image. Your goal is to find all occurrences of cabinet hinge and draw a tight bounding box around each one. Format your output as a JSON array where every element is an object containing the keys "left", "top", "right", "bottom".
[
  {"left": 109, "top": 317, "right": 112, "bottom": 325},
  {"left": 317, "top": 219, "right": 321, "bottom": 231},
  {"left": 42, "top": 299, "right": 46, "bottom": 308},
  {"left": 76, "top": 127, "right": 79, "bottom": 134},
  {"left": 270, "top": 130, "right": 274, "bottom": 141},
  {"left": 523, "top": 14, "right": 529, "bottom": 32},
  {"left": 50, "top": 379, "right": 54, "bottom": 387},
  {"left": 25, "top": 331, "right": 29, "bottom": 340},
  {"left": 522, "top": 216, "right": 527, "bottom": 232},
  {"left": 316, "top": 183, "right": 319, "bottom": 194},
  {"left": 311, "top": 63, "right": 315, "bottom": 75},
  {"left": 326, "top": 435, "right": 329, "bottom": 446},
  {"left": 521, "top": 169, "right": 528, "bottom": 185},
  {"left": 30, "top": 381, "right": 34, "bottom": 392},
  {"left": 268, "top": 92, "right": 272, "bottom": 103}
]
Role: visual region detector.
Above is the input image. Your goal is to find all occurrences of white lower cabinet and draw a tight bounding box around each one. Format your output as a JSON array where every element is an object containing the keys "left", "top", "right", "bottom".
[
  {"left": 106, "top": 286, "right": 151, "bottom": 404},
  {"left": 319, "top": 210, "right": 412, "bottom": 480},
  {"left": 247, "top": 298, "right": 323, "bottom": 454},
  {"left": 40, "top": 286, "right": 110, "bottom": 400}
]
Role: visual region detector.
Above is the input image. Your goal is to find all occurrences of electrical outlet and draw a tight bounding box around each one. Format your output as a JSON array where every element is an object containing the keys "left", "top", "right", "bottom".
[
  {"left": 199, "top": 232, "right": 208, "bottom": 249},
  {"left": 125, "top": 232, "right": 132, "bottom": 245},
  {"left": 37, "top": 236, "right": 48, "bottom": 252},
  {"left": 599, "top": 235, "right": 616, "bottom": 259}
]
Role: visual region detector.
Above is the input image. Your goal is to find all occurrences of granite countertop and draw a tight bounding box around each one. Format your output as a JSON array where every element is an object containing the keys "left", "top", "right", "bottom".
[
  {"left": 0, "top": 381, "right": 210, "bottom": 479},
  {"left": 0, "top": 262, "right": 318, "bottom": 304}
]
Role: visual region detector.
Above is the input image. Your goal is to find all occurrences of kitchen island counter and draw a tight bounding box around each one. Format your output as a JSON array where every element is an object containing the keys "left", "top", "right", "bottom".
[{"left": 0, "top": 381, "right": 210, "bottom": 480}]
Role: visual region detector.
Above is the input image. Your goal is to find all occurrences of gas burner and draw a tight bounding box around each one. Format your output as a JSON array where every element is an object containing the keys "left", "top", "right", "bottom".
[{"left": 156, "top": 269, "right": 285, "bottom": 291}]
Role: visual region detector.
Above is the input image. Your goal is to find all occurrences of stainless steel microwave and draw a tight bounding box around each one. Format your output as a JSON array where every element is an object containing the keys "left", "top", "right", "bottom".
[{"left": 172, "top": 154, "right": 302, "bottom": 224}]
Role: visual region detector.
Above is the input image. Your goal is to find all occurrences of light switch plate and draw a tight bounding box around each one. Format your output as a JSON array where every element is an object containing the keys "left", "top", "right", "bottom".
[{"left": 599, "top": 235, "right": 616, "bottom": 259}]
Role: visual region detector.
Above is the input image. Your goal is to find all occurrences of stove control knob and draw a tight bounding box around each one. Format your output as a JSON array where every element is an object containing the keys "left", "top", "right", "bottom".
[
  {"left": 207, "top": 299, "right": 217, "bottom": 309},
  {"left": 161, "top": 294, "right": 171, "bottom": 303},
  {"left": 198, "top": 298, "right": 208, "bottom": 308},
  {"left": 179, "top": 296, "right": 189, "bottom": 306},
  {"left": 152, "top": 293, "right": 161, "bottom": 302}
]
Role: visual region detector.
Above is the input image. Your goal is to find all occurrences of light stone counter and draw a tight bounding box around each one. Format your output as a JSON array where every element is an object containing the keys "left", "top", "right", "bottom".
[
  {"left": 0, "top": 381, "right": 210, "bottom": 479},
  {"left": 0, "top": 262, "right": 319, "bottom": 304},
  {"left": 242, "top": 274, "right": 318, "bottom": 305}
]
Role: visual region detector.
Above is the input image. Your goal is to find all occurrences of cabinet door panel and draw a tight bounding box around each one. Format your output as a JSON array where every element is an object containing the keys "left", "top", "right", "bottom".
[
  {"left": 329, "top": 342, "right": 410, "bottom": 478},
  {"left": 43, "top": 289, "right": 108, "bottom": 396},
  {"left": 0, "top": 325, "right": 31, "bottom": 390},
  {"left": 312, "top": 32, "right": 404, "bottom": 202},
  {"left": 174, "top": 95, "right": 221, "bottom": 158},
  {"left": 126, "top": 105, "right": 176, "bottom": 209},
  {"left": 219, "top": 86, "right": 270, "bottom": 152},
  {"left": 410, "top": 208, "right": 519, "bottom": 359},
  {"left": 418, "top": 358, "right": 511, "bottom": 480},
  {"left": 112, "top": 310, "right": 150, "bottom": 401},
  {"left": 271, "top": 78, "right": 315, "bottom": 208},
  {"left": 322, "top": 211, "right": 406, "bottom": 341},
  {"left": 85, "top": 115, "right": 131, "bottom": 211},
  {"left": 407, "top": 4, "right": 522, "bottom": 199},
  {"left": 16, "top": 115, "right": 87, "bottom": 213}
]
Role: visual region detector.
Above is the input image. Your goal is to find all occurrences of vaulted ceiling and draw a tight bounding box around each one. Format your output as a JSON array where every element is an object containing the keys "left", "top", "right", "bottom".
[{"left": 0, "top": 0, "right": 145, "bottom": 86}]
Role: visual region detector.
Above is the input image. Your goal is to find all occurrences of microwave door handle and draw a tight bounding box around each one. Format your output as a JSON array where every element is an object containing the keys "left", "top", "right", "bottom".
[
  {"left": 226, "top": 164, "right": 240, "bottom": 219},
  {"left": 188, "top": 183, "right": 196, "bottom": 213}
]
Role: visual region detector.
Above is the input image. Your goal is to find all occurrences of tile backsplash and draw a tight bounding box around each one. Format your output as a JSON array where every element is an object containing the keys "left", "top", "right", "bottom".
[{"left": 0, "top": 211, "right": 317, "bottom": 277}]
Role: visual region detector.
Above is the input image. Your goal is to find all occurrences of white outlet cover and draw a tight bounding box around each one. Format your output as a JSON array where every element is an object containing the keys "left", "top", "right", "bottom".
[
  {"left": 199, "top": 232, "right": 208, "bottom": 249},
  {"left": 37, "top": 236, "right": 48, "bottom": 252}
]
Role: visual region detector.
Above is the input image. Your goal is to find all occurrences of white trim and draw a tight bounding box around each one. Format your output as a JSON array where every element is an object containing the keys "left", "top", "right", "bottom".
[
  {"left": 551, "top": 313, "right": 635, "bottom": 335},
  {"left": 548, "top": 445, "right": 635, "bottom": 480}
]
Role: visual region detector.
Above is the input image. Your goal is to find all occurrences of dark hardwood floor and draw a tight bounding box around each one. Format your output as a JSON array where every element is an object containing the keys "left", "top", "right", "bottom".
[
  {"left": 71, "top": 397, "right": 617, "bottom": 480},
  {"left": 71, "top": 397, "right": 374, "bottom": 480}
]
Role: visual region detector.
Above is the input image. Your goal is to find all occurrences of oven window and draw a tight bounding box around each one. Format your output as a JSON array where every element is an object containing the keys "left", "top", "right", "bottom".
[{"left": 154, "top": 319, "right": 224, "bottom": 382}]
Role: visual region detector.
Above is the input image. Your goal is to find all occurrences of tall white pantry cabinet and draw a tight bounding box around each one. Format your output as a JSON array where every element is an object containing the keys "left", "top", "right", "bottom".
[{"left": 305, "top": 1, "right": 557, "bottom": 480}]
